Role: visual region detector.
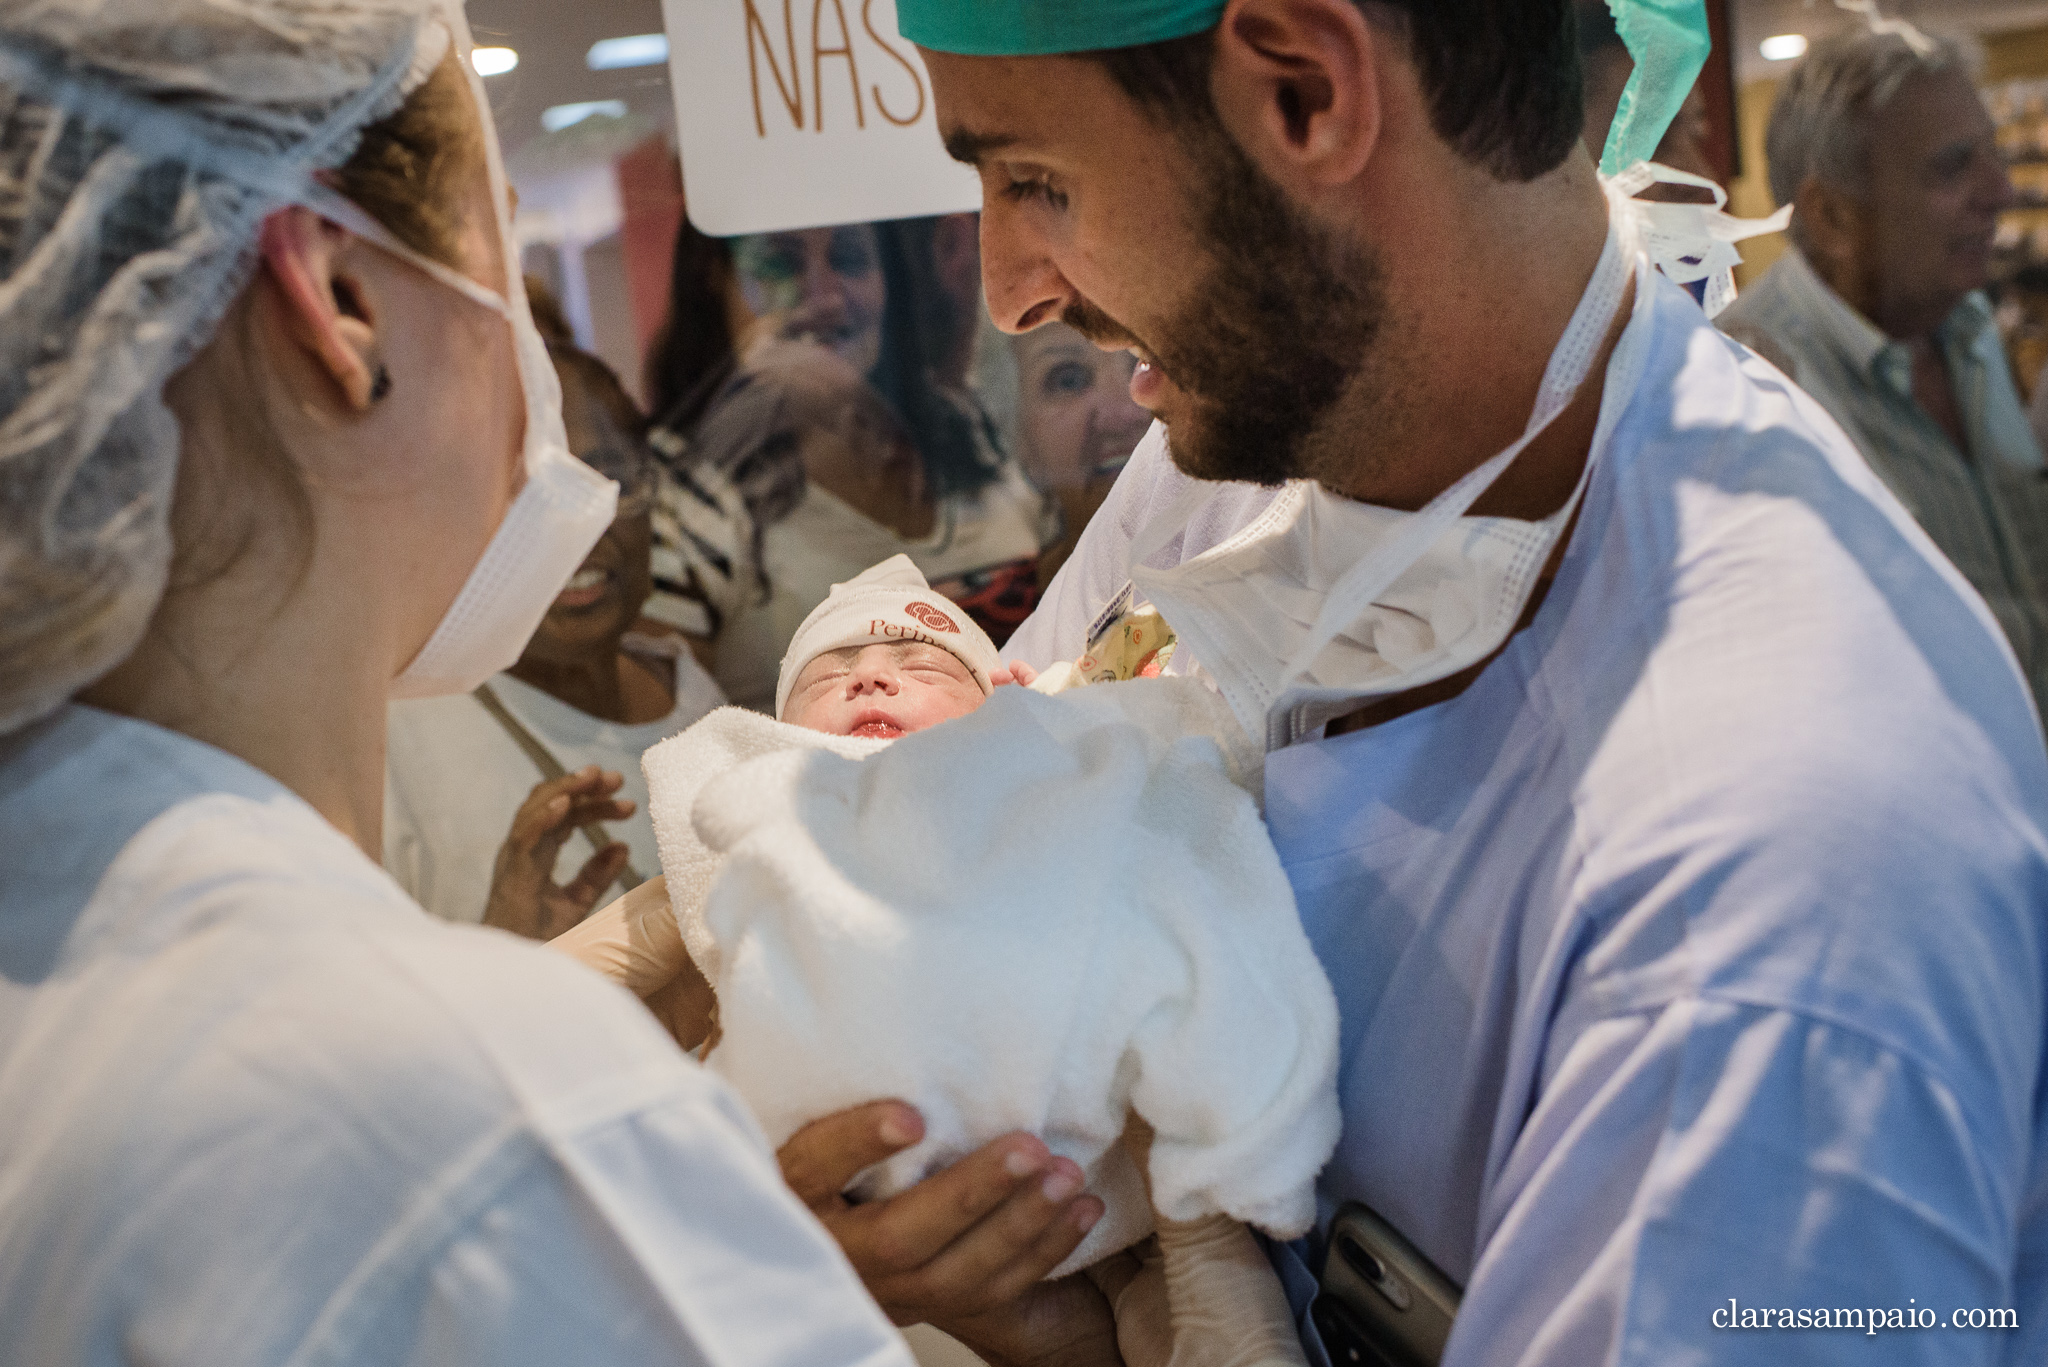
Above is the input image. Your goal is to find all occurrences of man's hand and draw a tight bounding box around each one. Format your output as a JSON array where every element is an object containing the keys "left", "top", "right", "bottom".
[
  {"left": 778, "top": 1102, "right": 1121, "bottom": 1367},
  {"left": 482, "top": 767, "right": 634, "bottom": 941}
]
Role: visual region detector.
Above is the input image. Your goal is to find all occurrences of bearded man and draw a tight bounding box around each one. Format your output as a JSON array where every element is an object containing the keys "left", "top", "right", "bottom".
[{"left": 768, "top": 4, "right": 2048, "bottom": 1365}]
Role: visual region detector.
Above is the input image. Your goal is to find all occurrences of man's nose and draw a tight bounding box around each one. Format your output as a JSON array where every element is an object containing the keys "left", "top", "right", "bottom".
[{"left": 980, "top": 200, "right": 1076, "bottom": 334}]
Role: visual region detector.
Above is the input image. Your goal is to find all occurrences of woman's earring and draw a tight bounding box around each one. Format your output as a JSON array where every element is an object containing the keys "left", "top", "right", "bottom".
[{"left": 370, "top": 364, "right": 393, "bottom": 403}]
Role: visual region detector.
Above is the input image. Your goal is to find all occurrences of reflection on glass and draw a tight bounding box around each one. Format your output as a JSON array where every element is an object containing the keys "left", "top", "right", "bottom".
[
  {"left": 1013, "top": 321, "right": 1152, "bottom": 586},
  {"left": 646, "top": 213, "right": 1056, "bottom": 713},
  {"left": 732, "top": 226, "right": 887, "bottom": 374}
]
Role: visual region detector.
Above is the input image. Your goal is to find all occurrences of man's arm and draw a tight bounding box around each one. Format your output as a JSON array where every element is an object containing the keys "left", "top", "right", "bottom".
[{"left": 1447, "top": 997, "right": 2023, "bottom": 1367}]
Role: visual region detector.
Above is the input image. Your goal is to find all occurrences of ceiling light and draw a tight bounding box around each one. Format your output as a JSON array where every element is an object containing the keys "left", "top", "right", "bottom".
[
  {"left": 1760, "top": 33, "right": 1809, "bottom": 62},
  {"left": 540, "top": 100, "right": 628, "bottom": 133},
  {"left": 587, "top": 34, "right": 669, "bottom": 70},
  {"left": 471, "top": 46, "right": 518, "bottom": 77}
]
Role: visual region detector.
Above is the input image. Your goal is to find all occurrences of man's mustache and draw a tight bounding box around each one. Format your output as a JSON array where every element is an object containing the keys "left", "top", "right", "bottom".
[{"left": 1060, "top": 297, "right": 1141, "bottom": 353}]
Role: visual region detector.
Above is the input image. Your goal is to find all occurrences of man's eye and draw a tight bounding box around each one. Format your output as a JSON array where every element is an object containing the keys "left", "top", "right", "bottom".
[{"left": 1002, "top": 176, "right": 1067, "bottom": 211}]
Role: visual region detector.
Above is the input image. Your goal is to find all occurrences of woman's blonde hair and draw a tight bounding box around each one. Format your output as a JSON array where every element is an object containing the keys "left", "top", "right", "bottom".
[{"left": 174, "top": 51, "right": 487, "bottom": 591}]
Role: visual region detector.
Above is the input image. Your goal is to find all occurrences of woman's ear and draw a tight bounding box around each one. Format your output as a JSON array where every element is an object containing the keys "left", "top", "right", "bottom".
[
  {"left": 1210, "top": 0, "right": 1383, "bottom": 191},
  {"left": 257, "top": 206, "right": 381, "bottom": 412}
]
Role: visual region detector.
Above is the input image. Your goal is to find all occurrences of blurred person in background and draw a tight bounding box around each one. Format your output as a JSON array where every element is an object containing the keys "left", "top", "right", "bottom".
[
  {"left": 642, "top": 213, "right": 750, "bottom": 435},
  {"left": 645, "top": 215, "right": 1050, "bottom": 712},
  {"left": 733, "top": 224, "right": 891, "bottom": 374},
  {"left": 1719, "top": 29, "right": 2048, "bottom": 723},
  {"left": 1011, "top": 322, "right": 1155, "bottom": 586},
  {"left": 384, "top": 338, "right": 723, "bottom": 938}
]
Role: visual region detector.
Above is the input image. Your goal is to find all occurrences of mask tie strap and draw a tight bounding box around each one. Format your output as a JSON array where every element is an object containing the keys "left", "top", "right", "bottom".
[
  {"left": 1127, "top": 466, "right": 1212, "bottom": 579},
  {"left": 1608, "top": 161, "right": 1793, "bottom": 318},
  {"left": 295, "top": 183, "right": 513, "bottom": 320},
  {"left": 1273, "top": 214, "right": 1632, "bottom": 709}
]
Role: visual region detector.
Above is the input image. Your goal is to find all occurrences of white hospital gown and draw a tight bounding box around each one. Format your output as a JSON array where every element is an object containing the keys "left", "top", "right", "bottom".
[
  {"left": 0, "top": 705, "right": 913, "bottom": 1367},
  {"left": 1010, "top": 267, "right": 2048, "bottom": 1366},
  {"left": 384, "top": 653, "right": 724, "bottom": 924}
]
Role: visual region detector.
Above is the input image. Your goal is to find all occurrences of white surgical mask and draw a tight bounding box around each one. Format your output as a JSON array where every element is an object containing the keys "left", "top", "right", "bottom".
[
  {"left": 299, "top": 14, "right": 617, "bottom": 700},
  {"left": 1131, "top": 189, "right": 1642, "bottom": 752}
]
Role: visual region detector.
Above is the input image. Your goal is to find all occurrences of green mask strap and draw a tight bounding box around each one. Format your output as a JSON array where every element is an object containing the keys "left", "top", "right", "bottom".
[{"left": 1600, "top": 0, "right": 1713, "bottom": 176}]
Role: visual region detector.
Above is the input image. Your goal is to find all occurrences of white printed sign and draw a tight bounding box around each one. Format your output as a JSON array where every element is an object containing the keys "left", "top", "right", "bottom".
[{"left": 663, "top": 0, "right": 983, "bottom": 237}]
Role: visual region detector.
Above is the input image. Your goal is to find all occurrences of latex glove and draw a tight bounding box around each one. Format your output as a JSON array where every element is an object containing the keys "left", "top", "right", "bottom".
[
  {"left": 1086, "top": 1118, "right": 1307, "bottom": 1367},
  {"left": 1088, "top": 1219, "right": 1306, "bottom": 1367},
  {"left": 550, "top": 876, "right": 717, "bottom": 1051}
]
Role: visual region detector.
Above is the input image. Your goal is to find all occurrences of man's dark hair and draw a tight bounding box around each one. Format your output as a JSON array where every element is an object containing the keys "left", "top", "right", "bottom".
[{"left": 1091, "top": 1, "right": 1585, "bottom": 183}]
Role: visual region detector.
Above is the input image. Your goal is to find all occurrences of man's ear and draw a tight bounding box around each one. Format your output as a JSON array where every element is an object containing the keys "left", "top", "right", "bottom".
[
  {"left": 1794, "top": 176, "right": 1867, "bottom": 282},
  {"left": 257, "top": 206, "right": 380, "bottom": 412},
  {"left": 1210, "top": 0, "right": 1382, "bottom": 190}
]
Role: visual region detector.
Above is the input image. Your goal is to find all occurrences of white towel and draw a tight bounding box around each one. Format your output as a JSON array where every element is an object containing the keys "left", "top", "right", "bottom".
[
  {"left": 641, "top": 706, "right": 892, "bottom": 982},
  {"left": 649, "top": 679, "right": 1339, "bottom": 1279}
]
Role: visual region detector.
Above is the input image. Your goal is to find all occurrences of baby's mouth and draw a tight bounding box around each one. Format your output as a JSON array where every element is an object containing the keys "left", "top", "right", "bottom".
[{"left": 848, "top": 709, "right": 905, "bottom": 739}]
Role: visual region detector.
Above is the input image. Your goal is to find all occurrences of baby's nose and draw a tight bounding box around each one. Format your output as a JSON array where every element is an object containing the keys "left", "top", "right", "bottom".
[{"left": 848, "top": 661, "right": 900, "bottom": 695}]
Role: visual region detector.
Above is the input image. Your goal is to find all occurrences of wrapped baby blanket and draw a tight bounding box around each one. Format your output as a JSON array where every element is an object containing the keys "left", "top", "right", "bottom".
[{"left": 641, "top": 679, "right": 1339, "bottom": 1276}]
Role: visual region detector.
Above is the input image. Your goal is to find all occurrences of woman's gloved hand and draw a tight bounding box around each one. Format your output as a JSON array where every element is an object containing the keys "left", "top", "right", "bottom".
[
  {"left": 1086, "top": 1119, "right": 1308, "bottom": 1367},
  {"left": 550, "top": 876, "right": 717, "bottom": 1051}
]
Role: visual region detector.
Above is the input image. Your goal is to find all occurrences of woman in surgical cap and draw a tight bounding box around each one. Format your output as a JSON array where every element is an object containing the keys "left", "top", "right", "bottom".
[{"left": 0, "top": 5, "right": 941, "bottom": 1362}]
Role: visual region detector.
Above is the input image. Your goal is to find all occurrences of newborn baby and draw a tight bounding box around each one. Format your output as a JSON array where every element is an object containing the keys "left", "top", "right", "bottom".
[
  {"left": 631, "top": 555, "right": 1339, "bottom": 1295},
  {"left": 777, "top": 557, "right": 1003, "bottom": 739}
]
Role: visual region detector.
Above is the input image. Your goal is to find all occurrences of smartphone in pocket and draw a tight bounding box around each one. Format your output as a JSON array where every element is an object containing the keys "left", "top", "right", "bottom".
[{"left": 1311, "top": 1201, "right": 1460, "bottom": 1367}]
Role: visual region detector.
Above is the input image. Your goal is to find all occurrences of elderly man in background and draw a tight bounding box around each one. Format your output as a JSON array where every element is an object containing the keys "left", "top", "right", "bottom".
[{"left": 1720, "top": 30, "right": 2048, "bottom": 723}]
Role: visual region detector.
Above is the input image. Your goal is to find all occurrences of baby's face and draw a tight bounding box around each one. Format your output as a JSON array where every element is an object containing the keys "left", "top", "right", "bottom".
[{"left": 785, "top": 641, "right": 987, "bottom": 739}]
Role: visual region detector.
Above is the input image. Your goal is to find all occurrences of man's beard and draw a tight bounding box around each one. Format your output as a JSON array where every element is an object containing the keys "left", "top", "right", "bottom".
[{"left": 1065, "top": 121, "right": 1388, "bottom": 487}]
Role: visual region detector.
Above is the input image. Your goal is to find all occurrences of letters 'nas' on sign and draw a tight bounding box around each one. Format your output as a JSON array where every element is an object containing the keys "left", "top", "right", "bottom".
[{"left": 664, "top": 0, "right": 983, "bottom": 236}]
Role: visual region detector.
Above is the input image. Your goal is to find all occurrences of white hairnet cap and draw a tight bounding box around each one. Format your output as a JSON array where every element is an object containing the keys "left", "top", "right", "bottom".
[
  {"left": 0, "top": 1, "right": 452, "bottom": 734},
  {"left": 776, "top": 554, "right": 1003, "bottom": 721}
]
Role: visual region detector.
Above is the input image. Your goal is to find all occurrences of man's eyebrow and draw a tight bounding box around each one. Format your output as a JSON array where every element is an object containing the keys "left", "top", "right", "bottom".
[{"left": 942, "top": 128, "right": 1016, "bottom": 167}]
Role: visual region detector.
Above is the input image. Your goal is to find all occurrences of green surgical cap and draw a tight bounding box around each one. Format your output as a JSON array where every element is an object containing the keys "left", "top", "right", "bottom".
[
  {"left": 896, "top": 0, "right": 1226, "bottom": 56},
  {"left": 1601, "top": 0, "right": 1711, "bottom": 174},
  {"left": 895, "top": 0, "right": 1709, "bottom": 179}
]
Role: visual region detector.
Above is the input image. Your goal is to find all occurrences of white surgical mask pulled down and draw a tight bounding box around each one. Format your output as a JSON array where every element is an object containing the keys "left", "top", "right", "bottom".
[
  {"left": 1130, "top": 184, "right": 1646, "bottom": 752},
  {"left": 299, "top": 11, "right": 617, "bottom": 701}
]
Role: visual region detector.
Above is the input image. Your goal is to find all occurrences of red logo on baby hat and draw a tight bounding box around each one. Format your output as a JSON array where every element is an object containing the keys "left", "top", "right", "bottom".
[{"left": 904, "top": 601, "right": 960, "bottom": 633}]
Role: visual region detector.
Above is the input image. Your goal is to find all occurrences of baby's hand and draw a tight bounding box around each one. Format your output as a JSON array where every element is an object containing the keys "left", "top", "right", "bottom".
[{"left": 990, "top": 660, "right": 1039, "bottom": 688}]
